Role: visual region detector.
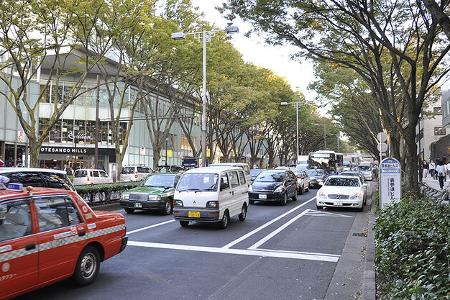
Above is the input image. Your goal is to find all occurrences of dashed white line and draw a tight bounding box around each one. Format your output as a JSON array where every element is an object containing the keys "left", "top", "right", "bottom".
[
  {"left": 248, "top": 209, "right": 311, "bottom": 250},
  {"left": 222, "top": 197, "right": 316, "bottom": 249},
  {"left": 127, "top": 219, "right": 175, "bottom": 235},
  {"left": 128, "top": 241, "right": 339, "bottom": 262}
]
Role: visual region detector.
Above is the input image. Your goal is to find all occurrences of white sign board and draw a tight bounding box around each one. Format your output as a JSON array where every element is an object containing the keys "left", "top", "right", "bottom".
[
  {"left": 380, "top": 157, "right": 401, "bottom": 208},
  {"left": 377, "top": 132, "right": 387, "bottom": 143}
]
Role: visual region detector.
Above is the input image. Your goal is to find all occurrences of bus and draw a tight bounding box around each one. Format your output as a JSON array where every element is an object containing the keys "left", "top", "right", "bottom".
[{"left": 309, "top": 150, "right": 339, "bottom": 171}]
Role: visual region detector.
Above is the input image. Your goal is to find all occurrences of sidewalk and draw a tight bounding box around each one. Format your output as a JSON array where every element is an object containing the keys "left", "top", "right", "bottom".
[
  {"left": 421, "top": 176, "right": 450, "bottom": 191},
  {"left": 325, "top": 184, "right": 376, "bottom": 300}
]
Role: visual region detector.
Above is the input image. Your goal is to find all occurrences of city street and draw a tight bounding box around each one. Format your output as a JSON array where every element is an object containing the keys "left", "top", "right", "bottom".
[{"left": 17, "top": 187, "right": 372, "bottom": 300}]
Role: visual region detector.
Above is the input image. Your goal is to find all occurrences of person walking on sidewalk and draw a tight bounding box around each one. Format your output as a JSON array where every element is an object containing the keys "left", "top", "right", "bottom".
[
  {"left": 436, "top": 160, "right": 447, "bottom": 190},
  {"left": 429, "top": 160, "right": 436, "bottom": 179},
  {"left": 423, "top": 160, "right": 429, "bottom": 179}
]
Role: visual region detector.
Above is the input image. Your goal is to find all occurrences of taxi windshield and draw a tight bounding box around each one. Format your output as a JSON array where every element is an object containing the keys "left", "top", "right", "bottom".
[{"left": 143, "top": 175, "right": 175, "bottom": 188}]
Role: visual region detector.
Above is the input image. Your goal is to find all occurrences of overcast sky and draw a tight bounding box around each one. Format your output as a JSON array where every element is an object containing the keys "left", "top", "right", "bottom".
[{"left": 191, "top": 0, "right": 317, "bottom": 102}]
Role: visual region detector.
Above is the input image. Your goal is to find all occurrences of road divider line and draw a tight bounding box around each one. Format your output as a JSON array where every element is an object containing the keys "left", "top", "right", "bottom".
[
  {"left": 128, "top": 240, "right": 339, "bottom": 262},
  {"left": 248, "top": 209, "right": 311, "bottom": 250},
  {"left": 256, "top": 248, "right": 340, "bottom": 258},
  {"left": 222, "top": 197, "right": 316, "bottom": 249},
  {"left": 127, "top": 220, "right": 175, "bottom": 235}
]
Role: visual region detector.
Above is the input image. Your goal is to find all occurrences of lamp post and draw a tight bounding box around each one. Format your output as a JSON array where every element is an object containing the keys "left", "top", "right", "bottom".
[
  {"left": 280, "top": 101, "right": 300, "bottom": 164},
  {"left": 172, "top": 24, "right": 239, "bottom": 167},
  {"left": 165, "top": 137, "right": 169, "bottom": 166}
]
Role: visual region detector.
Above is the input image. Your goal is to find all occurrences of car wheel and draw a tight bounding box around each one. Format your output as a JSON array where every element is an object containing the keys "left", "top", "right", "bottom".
[
  {"left": 249, "top": 200, "right": 255, "bottom": 205},
  {"left": 292, "top": 190, "right": 298, "bottom": 201},
  {"left": 163, "top": 201, "right": 172, "bottom": 215},
  {"left": 298, "top": 186, "right": 303, "bottom": 195},
  {"left": 238, "top": 204, "right": 247, "bottom": 221},
  {"left": 316, "top": 205, "right": 323, "bottom": 210},
  {"left": 306, "top": 185, "right": 310, "bottom": 192},
  {"left": 280, "top": 193, "right": 288, "bottom": 206},
  {"left": 219, "top": 210, "right": 230, "bottom": 229},
  {"left": 73, "top": 246, "right": 100, "bottom": 286},
  {"left": 180, "top": 220, "right": 189, "bottom": 227},
  {"left": 124, "top": 208, "right": 135, "bottom": 214}
]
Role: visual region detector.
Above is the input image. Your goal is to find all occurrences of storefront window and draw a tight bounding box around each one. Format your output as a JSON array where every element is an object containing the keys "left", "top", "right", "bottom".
[
  {"left": 38, "top": 119, "right": 50, "bottom": 143},
  {"left": 85, "top": 121, "right": 96, "bottom": 144},
  {"left": 49, "top": 120, "right": 62, "bottom": 143},
  {"left": 62, "top": 119, "right": 74, "bottom": 143}
]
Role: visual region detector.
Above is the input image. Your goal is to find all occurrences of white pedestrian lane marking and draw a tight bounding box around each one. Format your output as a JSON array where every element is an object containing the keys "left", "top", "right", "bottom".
[
  {"left": 127, "top": 241, "right": 339, "bottom": 263},
  {"left": 127, "top": 220, "right": 175, "bottom": 235},
  {"left": 305, "top": 211, "right": 353, "bottom": 218},
  {"left": 222, "top": 197, "right": 316, "bottom": 249},
  {"left": 248, "top": 209, "right": 311, "bottom": 250}
]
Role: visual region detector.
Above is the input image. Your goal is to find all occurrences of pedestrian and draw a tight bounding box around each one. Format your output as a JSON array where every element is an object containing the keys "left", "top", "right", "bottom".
[
  {"left": 436, "top": 160, "right": 447, "bottom": 190},
  {"left": 423, "top": 160, "right": 429, "bottom": 178},
  {"left": 429, "top": 160, "right": 436, "bottom": 180}
]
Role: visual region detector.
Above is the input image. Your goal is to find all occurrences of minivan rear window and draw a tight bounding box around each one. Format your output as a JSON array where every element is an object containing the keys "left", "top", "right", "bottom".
[{"left": 74, "top": 170, "right": 87, "bottom": 178}]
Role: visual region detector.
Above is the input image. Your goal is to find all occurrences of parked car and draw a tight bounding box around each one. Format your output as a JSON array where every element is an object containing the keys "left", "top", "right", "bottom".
[
  {"left": 72, "top": 169, "right": 113, "bottom": 185},
  {"left": 121, "top": 165, "right": 152, "bottom": 182},
  {"left": 316, "top": 175, "right": 366, "bottom": 211},
  {"left": 294, "top": 170, "right": 310, "bottom": 194},
  {"left": 120, "top": 173, "right": 180, "bottom": 215},
  {"left": 209, "top": 163, "right": 251, "bottom": 182},
  {"left": 306, "top": 169, "right": 326, "bottom": 188},
  {"left": 250, "top": 168, "right": 263, "bottom": 182},
  {"left": 248, "top": 169, "right": 298, "bottom": 205},
  {"left": 0, "top": 168, "right": 74, "bottom": 190},
  {"left": 0, "top": 184, "right": 127, "bottom": 299},
  {"left": 173, "top": 167, "right": 249, "bottom": 229}
]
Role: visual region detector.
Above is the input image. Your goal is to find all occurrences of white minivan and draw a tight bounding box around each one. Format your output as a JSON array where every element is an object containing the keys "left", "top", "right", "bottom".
[
  {"left": 173, "top": 167, "right": 249, "bottom": 229},
  {"left": 72, "top": 169, "right": 113, "bottom": 185}
]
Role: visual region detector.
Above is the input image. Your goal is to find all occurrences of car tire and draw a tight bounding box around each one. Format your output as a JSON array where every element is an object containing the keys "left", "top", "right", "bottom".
[
  {"left": 249, "top": 200, "right": 255, "bottom": 205},
  {"left": 280, "top": 193, "right": 288, "bottom": 206},
  {"left": 238, "top": 204, "right": 247, "bottom": 221},
  {"left": 73, "top": 246, "right": 101, "bottom": 286},
  {"left": 163, "top": 201, "right": 172, "bottom": 215},
  {"left": 316, "top": 205, "right": 323, "bottom": 210},
  {"left": 298, "top": 186, "right": 303, "bottom": 195},
  {"left": 124, "top": 208, "right": 135, "bottom": 214},
  {"left": 306, "top": 185, "right": 310, "bottom": 192},
  {"left": 219, "top": 210, "right": 230, "bottom": 229},
  {"left": 180, "top": 220, "right": 189, "bottom": 227}
]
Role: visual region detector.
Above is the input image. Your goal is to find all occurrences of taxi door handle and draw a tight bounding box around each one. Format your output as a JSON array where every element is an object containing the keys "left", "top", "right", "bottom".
[{"left": 25, "top": 244, "right": 36, "bottom": 251}]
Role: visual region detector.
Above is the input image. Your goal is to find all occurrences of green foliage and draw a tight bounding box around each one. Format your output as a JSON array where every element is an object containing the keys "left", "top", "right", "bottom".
[
  {"left": 374, "top": 198, "right": 450, "bottom": 299},
  {"left": 75, "top": 181, "right": 140, "bottom": 194}
]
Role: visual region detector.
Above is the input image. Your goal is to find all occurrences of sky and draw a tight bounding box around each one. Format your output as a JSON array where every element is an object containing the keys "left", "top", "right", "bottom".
[{"left": 191, "top": 0, "right": 317, "bottom": 102}]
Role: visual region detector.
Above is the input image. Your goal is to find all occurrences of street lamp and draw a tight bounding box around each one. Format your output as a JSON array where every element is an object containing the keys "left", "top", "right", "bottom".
[
  {"left": 172, "top": 24, "right": 239, "bottom": 167},
  {"left": 280, "top": 101, "right": 300, "bottom": 164}
]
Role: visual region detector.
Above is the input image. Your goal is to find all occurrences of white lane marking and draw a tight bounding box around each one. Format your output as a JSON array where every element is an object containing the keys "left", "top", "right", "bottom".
[
  {"left": 248, "top": 209, "right": 311, "bottom": 250},
  {"left": 305, "top": 211, "right": 353, "bottom": 218},
  {"left": 127, "top": 220, "right": 175, "bottom": 235},
  {"left": 222, "top": 197, "right": 316, "bottom": 249},
  {"left": 256, "top": 248, "right": 340, "bottom": 258},
  {"left": 128, "top": 241, "right": 339, "bottom": 262}
]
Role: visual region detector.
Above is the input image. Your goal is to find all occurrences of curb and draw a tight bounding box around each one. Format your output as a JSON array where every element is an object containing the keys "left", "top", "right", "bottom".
[{"left": 362, "top": 193, "right": 376, "bottom": 299}]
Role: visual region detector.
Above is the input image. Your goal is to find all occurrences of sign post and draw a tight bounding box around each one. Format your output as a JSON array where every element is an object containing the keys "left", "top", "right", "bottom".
[{"left": 380, "top": 157, "right": 401, "bottom": 208}]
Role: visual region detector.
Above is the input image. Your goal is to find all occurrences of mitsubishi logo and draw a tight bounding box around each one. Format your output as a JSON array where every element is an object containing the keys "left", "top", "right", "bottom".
[{"left": 193, "top": 200, "right": 196, "bottom": 204}]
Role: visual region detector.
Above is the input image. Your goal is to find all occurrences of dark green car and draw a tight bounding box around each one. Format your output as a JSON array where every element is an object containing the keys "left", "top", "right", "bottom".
[{"left": 120, "top": 173, "right": 180, "bottom": 215}]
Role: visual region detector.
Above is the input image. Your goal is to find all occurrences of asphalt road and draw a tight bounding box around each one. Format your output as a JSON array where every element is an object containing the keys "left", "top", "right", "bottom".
[{"left": 17, "top": 189, "right": 363, "bottom": 300}]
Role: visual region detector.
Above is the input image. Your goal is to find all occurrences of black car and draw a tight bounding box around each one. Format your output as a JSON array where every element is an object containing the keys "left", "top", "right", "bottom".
[
  {"left": 248, "top": 169, "right": 298, "bottom": 205},
  {"left": 306, "top": 169, "right": 326, "bottom": 188},
  {"left": 250, "top": 169, "right": 263, "bottom": 182}
]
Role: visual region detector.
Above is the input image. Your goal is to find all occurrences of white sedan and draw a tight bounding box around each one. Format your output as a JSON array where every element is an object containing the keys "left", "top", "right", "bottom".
[{"left": 316, "top": 175, "right": 366, "bottom": 211}]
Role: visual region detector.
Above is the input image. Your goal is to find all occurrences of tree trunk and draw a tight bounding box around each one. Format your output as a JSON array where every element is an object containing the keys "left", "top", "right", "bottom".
[
  {"left": 153, "top": 147, "right": 161, "bottom": 170},
  {"left": 404, "top": 126, "right": 419, "bottom": 194},
  {"left": 29, "top": 141, "right": 40, "bottom": 168}
]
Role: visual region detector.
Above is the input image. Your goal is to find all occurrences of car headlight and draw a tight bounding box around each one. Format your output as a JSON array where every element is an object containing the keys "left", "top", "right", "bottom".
[
  {"left": 274, "top": 185, "right": 284, "bottom": 193},
  {"left": 148, "top": 195, "right": 161, "bottom": 201},
  {"left": 206, "top": 201, "right": 219, "bottom": 208},
  {"left": 248, "top": 185, "right": 253, "bottom": 192},
  {"left": 122, "top": 193, "right": 129, "bottom": 200},
  {"left": 174, "top": 200, "right": 183, "bottom": 207},
  {"left": 350, "top": 192, "right": 364, "bottom": 199},
  {"left": 318, "top": 190, "right": 327, "bottom": 198}
]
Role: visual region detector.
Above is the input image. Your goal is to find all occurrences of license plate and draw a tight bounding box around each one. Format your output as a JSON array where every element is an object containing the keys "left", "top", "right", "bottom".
[
  {"left": 134, "top": 203, "right": 142, "bottom": 208},
  {"left": 259, "top": 194, "right": 267, "bottom": 199},
  {"left": 188, "top": 211, "right": 200, "bottom": 218},
  {"left": 334, "top": 202, "right": 342, "bottom": 206}
]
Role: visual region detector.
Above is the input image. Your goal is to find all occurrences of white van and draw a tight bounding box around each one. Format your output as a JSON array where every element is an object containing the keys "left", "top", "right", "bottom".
[
  {"left": 173, "top": 167, "right": 249, "bottom": 229},
  {"left": 121, "top": 165, "right": 152, "bottom": 182},
  {"left": 72, "top": 169, "right": 113, "bottom": 185}
]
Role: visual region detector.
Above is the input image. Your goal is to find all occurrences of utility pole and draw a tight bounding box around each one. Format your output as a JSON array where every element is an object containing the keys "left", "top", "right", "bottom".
[{"left": 94, "top": 74, "right": 100, "bottom": 169}]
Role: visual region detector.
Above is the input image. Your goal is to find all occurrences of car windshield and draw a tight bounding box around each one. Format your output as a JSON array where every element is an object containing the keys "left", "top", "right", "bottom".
[
  {"left": 359, "top": 166, "right": 371, "bottom": 171},
  {"left": 250, "top": 169, "right": 262, "bottom": 177},
  {"left": 307, "top": 170, "right": 324, "bottom": 177},
  {"left": 143, "top": 174, "right": 175, "bottom": 188},
  {"left": 325, "top": 177, "right": 360, "bottom": 187},
  {"left": 121, "top": 167, "right": 135, "bottom": 174},
  {"left": 255, "top": 171, "right": 284, "bottom": 182},
  {"left": 176, "top": 173, "right": 218, "bottom": 192}
]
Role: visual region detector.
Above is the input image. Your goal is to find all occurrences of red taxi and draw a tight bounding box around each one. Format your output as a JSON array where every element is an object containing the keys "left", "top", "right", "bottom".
[{"left": 0, "top": 183, "right": 127, "bottom": 299}]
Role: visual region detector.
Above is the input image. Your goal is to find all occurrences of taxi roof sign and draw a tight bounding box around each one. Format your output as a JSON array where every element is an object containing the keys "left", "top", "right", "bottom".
[{"left": 8, "top": 183, "right": 24, "bottom": 191}]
